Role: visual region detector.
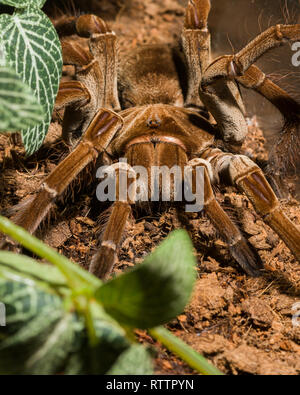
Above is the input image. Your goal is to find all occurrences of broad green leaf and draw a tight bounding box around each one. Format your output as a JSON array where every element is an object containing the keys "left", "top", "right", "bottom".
[
  {"left": 0, "top": 7, "right": 62, "bottom": 154},
  {"left": 0, "top": 65, "right": 44, "bottom": 131},
  {"left": 0, "top": 251, "right": 67, "bottom": 287},
  {"left": 107, "top": 344, "right": 154, "bottom": 375},
  {"left": 0, "top": 1, "right": 47, "bottom": 8},
  {"left": 96, "top": 230, "right": 197, "bottom": 329}
]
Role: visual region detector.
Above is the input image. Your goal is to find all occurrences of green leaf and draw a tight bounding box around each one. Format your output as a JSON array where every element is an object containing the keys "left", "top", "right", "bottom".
[
  {"left": 107, "top": 344, "right": 154, "bottom": 375},
  {"left": 0, "top": 7, "right": 62, "bottom": 154},
  {"left": 96, "top": 230, "right": 197, "bottom": 329},
  {"left": 0, "top": 266, "right": 66, "bottom": 297},
  {"left": 0, "top": 0, "right": 47, "bottom": 8},
  {"left": 64, "top": 319, "right": 130, "bottom": 375},
  {"left": 0, "top": 280, "right": 63, "bottom": 338},
  {"left": 0, "top": 65, "right": 44, "bottom": 131},
  {"left": 0, "top": 280, "right": 132, "bottom": 375},
  {"left": 0, "top": 280, "right": 80, "bottom": 374},
  {"left": 0, "top": 251, "right": 67, "bottom": 287}
]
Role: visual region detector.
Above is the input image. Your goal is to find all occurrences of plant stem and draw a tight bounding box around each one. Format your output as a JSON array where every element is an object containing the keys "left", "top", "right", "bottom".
[
  {"left": 149, "top": 326, "right": 224, "bottom": 376},
  {"left": 85, "top": 302, "right": 99, "bottom": 347}
]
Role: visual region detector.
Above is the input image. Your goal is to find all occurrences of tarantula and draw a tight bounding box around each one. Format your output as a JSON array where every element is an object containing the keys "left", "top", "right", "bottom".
[{"left": 3, "top": 0, "right": 300, "bottom": 278}]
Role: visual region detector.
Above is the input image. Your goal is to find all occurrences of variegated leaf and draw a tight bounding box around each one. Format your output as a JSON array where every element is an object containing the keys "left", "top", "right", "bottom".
[
  {"left": 64, "top": 319, "right": 130, "bottom": 375},
  {"left": 0, "top": 280, "right": 62, "bottom": 337},
  {"left": 107, "top": 344, "right": 154, "bottom": 375},
  {"left": 0, "top": 280, "right": 77, "bottom": 374},
  {"left": 0, "top": 7, "right": 62, "bottom": 154},
  {"left": 0, "top": 0, "right": 47, "bottom": 10},
  {"left": 0, "top": 65, "right": 44, "bottom": 131},
  {"left": 0, "top": 280, "right": 133, "bottom": 374}
]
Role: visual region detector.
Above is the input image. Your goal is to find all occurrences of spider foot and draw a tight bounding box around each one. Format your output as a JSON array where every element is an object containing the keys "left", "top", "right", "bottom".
[
  {"left": 90, "top": 246, "right": 116, "bottom": 280},
  {"left": 55, "top": 14, "right": 111, "bottom": 38},
  {"left": 76, "top": 15, "right": 111, "bottom": 37},
  {"left": 229, "top": 239, "right": 264, "bottom": 277},
  {"left": 89, "top": 182, "right": 134, "bottom": 279},
  {"left": 184, "top": 0, "right": 211, "bottom": 30},
  {"left": 187, "top": 158, "right": 263, "bottom": 276},
  {"left": 228, "top": 155, "right": 300, "bottom": 262}
]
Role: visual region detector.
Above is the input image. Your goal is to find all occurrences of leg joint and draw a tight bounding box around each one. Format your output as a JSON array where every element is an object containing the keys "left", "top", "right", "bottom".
[
  {"left": 42, "top": 182, "right": 58, "bottom": 199},
  {"left": 188, "top": 158, "right": 217, "bottom": 184},
  {"left": 227, "top": 155, "right": 259, "bottom": 185}
]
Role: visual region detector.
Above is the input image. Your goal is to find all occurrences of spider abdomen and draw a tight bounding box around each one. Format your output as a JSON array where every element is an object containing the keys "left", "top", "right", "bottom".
[{"left": 119, "top": 45, "right": 184, "bottom": 108}]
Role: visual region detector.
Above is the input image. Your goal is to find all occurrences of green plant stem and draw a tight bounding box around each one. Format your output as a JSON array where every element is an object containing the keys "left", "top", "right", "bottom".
[
  {"left": 0, "top": 215, "right": 101, "bottom": 290},
  {"left": 85, "top": 302, "right": 99, "bottom": 347},
  {"left": 149, "top": 326, "right": 224, "bottom": 376}
]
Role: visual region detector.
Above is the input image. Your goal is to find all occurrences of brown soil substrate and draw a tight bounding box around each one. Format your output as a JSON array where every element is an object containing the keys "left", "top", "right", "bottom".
[{"left": 1, "top": 0, "right": 300, "bottom": 375}]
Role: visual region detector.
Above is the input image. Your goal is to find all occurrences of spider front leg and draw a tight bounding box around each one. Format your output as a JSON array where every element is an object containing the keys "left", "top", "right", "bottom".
[
  {"left": 56, "top": 39, "right": 99, "bottom": 143},
  {"left": 55, "top": 14, "right": 120, "bottom": 142},
  {"left": 186, "top": 158, "right": 263, "bottom": 276},
  {"left": 56, "top": 81, "right": 91, "bottom": 110},
  {"left": 200, "top": 24, "right": 300, "bottom": 146},
  {"left": 55, "top": 80, "right": 93, "bottom": 143},
  {"left": 236, "top": 65, "right": 300, "bottom": 182},
  {"left": 0, "top": 110, "right": 123, "bottom": 244},
  {"left": 202, "top": 24, "right": 300, "bottom": 87},
  {"left": 61, "top": 14, "right": 120, "bottom": 111},
  {"left": 182, "top": 0, "right": 211, "bottom": 108},
  {"left": 90, "top": 163, "right": 137, "bottom": 279},
  {"left": 203, "top": 149, "right": 300, "bottom": 262}
]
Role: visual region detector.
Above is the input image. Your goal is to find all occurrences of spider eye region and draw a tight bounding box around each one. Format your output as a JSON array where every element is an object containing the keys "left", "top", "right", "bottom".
[{"left": 146, "top": 114, "right": 162, "bottom": 129}]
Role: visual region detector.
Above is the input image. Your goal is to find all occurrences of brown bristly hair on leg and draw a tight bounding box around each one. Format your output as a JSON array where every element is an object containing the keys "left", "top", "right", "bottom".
[
  {"left": 263, "top": 80, "right": 300, "bottom": 190},
  {"left": 267, "top": 116, "right": 300, "bottom": 184}
]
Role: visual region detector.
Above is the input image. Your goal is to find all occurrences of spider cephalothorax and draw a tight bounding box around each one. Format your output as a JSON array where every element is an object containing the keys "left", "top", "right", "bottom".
[{"left": 3, "top": 0, "right": 300, "bottom": 279}]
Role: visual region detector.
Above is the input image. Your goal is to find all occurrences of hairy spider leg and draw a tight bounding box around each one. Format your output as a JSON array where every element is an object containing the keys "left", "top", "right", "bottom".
[
  {"left": 202, "top": 148, "right": 300, "bottom": 263},
  {"left": 182, "top": 0, "right": 211, "bottom": 109}
]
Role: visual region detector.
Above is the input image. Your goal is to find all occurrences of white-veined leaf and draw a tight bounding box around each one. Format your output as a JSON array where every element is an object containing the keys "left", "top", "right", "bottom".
[
  {"left": 0, "top": 7, "right": 62, "bottom": 154},
  {"left": 107, "top": 344, "right": 154, "bottom": 375},
  {"left": 0, "top": 280, "right": 134, "bottom": 374},
  {"left": 0, "top": 1, "right": 47, "bottom": 10},
  {"left": 0, "top": 65, "right": 44, "bottom": 131}
]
